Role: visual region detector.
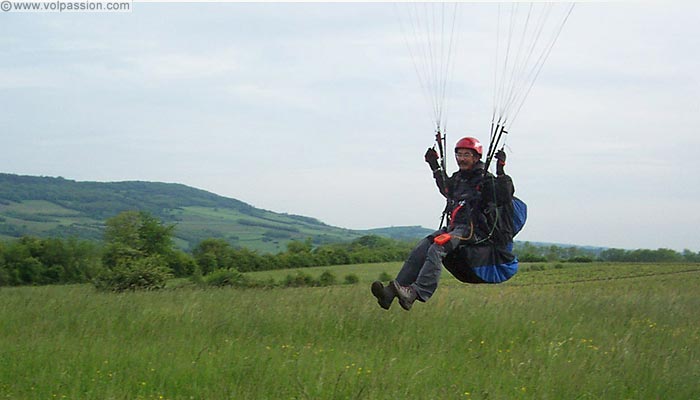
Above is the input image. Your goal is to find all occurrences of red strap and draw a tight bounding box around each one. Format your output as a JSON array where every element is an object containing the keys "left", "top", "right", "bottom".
[{"left": 449, "top": 204, "right": 463, "bottom": 229}]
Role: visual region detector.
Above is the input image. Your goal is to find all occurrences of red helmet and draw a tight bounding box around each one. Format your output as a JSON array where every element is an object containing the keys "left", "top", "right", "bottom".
[{"left": 454, "top": 137, "right": 483, "bottom": 156}]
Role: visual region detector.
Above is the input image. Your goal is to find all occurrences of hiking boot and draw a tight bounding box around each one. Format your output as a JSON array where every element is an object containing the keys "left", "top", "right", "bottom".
[
  {"left": 390, "top": 280, "right": 418, "bottom": 311},
  {"left": 371, "top": 281, "right": 395, "bottom": 310}
]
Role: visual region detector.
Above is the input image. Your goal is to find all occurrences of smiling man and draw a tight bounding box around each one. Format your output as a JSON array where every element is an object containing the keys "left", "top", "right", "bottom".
[{"left": 371, "top": 136, "right": 520, "bottom": 311}]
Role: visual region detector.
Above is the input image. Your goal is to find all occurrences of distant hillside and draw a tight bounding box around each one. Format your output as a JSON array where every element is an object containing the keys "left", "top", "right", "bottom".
[
  {"left": 364, "top": 226, "right": 437, "bottom": 241},
  {"left": 0, "top": 173, "right": 432, "bottom": 252}
]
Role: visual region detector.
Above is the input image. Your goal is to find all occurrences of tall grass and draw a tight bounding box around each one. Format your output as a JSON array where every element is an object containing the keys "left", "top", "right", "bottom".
[{"left": 1, "top": 264, "right": 699, "bottom": 399}]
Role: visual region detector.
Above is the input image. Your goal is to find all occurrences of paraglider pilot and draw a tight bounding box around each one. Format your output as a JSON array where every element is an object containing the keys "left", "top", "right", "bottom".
[{"left": 372, "top": 137, "right": 521, "bottom": 311}]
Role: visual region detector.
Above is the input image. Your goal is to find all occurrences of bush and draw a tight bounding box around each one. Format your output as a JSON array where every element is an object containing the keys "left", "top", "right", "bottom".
[
  {"left": 284, "top": 271, "right": 316, "bottom": 287},
  {"left": 344, "top": 274, "right": 359, "bottom": 284},
  {"left": 205, "top": 268, "right": 248, "bottom": 287},
  {"left": 519, "top": 253, "right": 547, "bottom": 262},
  {"left": 167, "top": 250, "right": 197, "bottom": 277},
  {"left": 93, "top": 256, "right": 172, "bottom": 292},
  {"left": 190, "top": 264, "right": 204, "bottom": 285},
  {"left": 318, "top": 271, "right": 337, "bottom": 286},
  {"left": 567, "top": 256, "right": 594, "bottom": 263},
  {"left": 257, "top": 277, "right": 277, "bottom": 288}
]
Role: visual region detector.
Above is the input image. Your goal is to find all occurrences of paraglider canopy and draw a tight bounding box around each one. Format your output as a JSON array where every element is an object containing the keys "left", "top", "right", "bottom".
[{"left": 396, "top": 2, "right": 575, "bottom": 173}]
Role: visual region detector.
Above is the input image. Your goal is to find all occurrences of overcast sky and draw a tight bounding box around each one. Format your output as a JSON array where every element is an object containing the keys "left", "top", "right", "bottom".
[{"left": 2, "top": 2, "right": 699, "bottom": 251}]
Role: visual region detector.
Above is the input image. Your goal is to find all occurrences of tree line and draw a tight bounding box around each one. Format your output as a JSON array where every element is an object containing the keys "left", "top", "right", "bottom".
[
  {"left": 514, "top": 241, "right": 700, "bottom": 263},
  {"left": 0, "top": 211, "right": 413, "bottom": 287},
  {"left": 1, "top": 210, "right": 699, "bottom": 288}
]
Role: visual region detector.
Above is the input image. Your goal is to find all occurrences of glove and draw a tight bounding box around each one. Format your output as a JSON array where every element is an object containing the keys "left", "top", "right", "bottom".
[
  {"left": 424, "top": 148, "right": 440, "bottom": 171},
  {"left": 495, "top": 149, "right": 506, "bottom": 164},
  {"left": 495, "top": 149, "right": 506, "bottom": 176}
]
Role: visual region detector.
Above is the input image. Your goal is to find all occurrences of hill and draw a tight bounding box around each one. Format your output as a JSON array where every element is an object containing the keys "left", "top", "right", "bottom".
[{"left": 0, "top": 173, "right": 432, "bottom": 252}]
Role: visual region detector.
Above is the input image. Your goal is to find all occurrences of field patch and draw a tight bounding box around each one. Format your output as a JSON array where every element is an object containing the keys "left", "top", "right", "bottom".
[{"left": 1, "top": 263, "right": 698, "bottom": 399}]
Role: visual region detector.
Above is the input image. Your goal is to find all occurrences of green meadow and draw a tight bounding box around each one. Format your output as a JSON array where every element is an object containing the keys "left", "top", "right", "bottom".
[{"left": 1, "top": 263, "right": 699, "bottom": 399}]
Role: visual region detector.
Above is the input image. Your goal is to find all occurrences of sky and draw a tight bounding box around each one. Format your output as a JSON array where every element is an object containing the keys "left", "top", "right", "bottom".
[{"left": 1, "top": 2, "right": 699, "bottom": 251}]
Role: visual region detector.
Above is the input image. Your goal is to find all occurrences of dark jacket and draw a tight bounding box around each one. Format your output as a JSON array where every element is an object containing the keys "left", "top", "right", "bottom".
[
  {"left": 432, "top": 161, "right": 515, "bottom": 244},
  {"left": 434, "top": 162, "right": 520, "bottom": 284}
]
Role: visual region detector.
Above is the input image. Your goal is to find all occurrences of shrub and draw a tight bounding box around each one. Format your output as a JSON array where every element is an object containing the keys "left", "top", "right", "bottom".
[
  {"left": 284, "top": 271, "right": 316, "bottom": 287},
  {"left": 93, "top": 256, "right": 172, "bottom": 292},
  {"left": 190, "top": 264, "right": 204, "bottom": 285},
  {"left": 567, "top": 256, "right": 594, "bottom": 263},
  {"left": 519, "top": 253, "right": 547, "bottom": 262},
  {"left": 258, "top": 277, "right": 277, "bottom": 288},
  {"left": 317, "top": 271, "right": 337, "bottom": 286},
  {"left": 205, "top": 268, "right": 248, "bottom": 288},
  {"left": 167, "top": 250, "right": 197, "bottom": 277},
  {"left": 344, "top": 274, "right": 359, "bottom": 284}
]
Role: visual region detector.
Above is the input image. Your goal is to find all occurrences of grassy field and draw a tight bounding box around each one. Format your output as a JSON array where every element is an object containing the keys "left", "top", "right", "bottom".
[{"left": 1, "top": 263, "right": 699, "bottom": 399}]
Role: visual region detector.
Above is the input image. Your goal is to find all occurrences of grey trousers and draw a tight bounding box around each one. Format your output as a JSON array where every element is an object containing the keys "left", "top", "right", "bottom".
[{"left": 395, "top": 225, "right": 470, "bottom": 302}]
